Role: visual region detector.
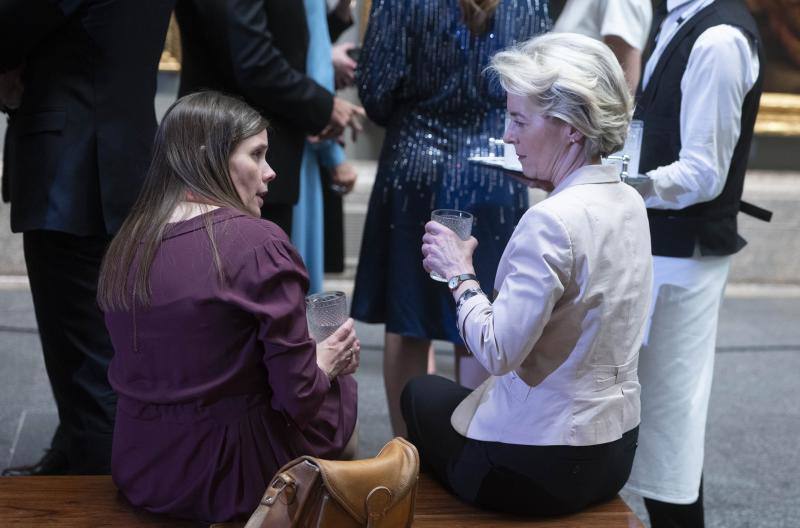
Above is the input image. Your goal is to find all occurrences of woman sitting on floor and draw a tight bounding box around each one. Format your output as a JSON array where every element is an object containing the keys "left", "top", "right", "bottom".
[
  {"left": 409, "top": 33, "right": 653, "bottom": 516},
  {"left": 98, "top": 91, "right": 360, "bottom": 523}
]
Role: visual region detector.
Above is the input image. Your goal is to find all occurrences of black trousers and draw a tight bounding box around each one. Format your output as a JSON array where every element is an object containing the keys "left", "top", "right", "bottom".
[
  {"left": 401, "top": 375, "right": 639, "bottom": 516},
  {"left": 23, "top": 230, "right": 116, "bottom": 474},
  {"left": 321, "top": 168, "right": 345, "bottom": 273},
  {"left": 644, "top": 479, "right": 705, "bottom": 528}
]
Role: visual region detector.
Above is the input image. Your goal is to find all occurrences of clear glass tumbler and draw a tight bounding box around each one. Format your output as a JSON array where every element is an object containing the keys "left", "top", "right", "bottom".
[
  {"left": 429, "top": 209, "right": 473, "bottom": 282},
  {"left": 305, "top": 291, "right": 347, "bottom": 342},
  {"left": 623, "top": 120, "right": 644, "bottom": 182}
]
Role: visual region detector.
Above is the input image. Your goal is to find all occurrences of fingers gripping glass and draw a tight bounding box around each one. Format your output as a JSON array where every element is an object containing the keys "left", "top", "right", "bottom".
[{"left": 429, "top": 209, "right": 473, "bottom": 282}]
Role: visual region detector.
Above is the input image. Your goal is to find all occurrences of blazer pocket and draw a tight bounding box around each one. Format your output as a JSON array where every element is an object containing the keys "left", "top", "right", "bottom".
[
  {"left": 17, "top": 110, "right": 67, "bottom": 135},
  {"left": 12, "top": 111, "right": 68, "bottom": 195},
  {"left": 592, "top": 357, "right": 638, "bottom": 392}
]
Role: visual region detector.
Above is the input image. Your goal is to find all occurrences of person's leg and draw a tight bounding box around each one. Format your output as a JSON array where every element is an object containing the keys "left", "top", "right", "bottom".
[
  {"left": 427, "top": 344, "right": 436, "bottom": 374},
  {"left": 21, "top": 230, "right": 116, "bottom": 474},
  {"left": 320, "top": 166, "right": 345, "bottom": 274},
  {"left": 470, "top": 427, "right": 639, "bottom": 516},
  {"left": 453, "top": 345, "right": 489, "bottom": 389},
  {"left": 384, "top": 332, "right": 429, "bottom": 437},
  {"left": 400, "top": 375, "right": 471, "bottom": 486},
  {"left": 645, "top": 478, "right": 705, "bottom": 528}
]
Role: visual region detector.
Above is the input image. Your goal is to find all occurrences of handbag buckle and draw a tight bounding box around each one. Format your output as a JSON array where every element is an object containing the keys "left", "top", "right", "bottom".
[{"left": 263, "top": 473, "right": 296, "bottom": 506}]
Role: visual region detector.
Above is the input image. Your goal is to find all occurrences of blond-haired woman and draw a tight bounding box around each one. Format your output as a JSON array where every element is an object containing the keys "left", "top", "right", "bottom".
[
  {"left": 352, "top": 0, "right": 550, "bottom": 438},
  {"left": 409, "top": 33, "right": 653, "bottom": 515}
]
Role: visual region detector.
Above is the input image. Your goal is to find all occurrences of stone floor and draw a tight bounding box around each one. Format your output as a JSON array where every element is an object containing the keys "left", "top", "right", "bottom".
[{"left": 0, "top": 284, "right": 798, "bottom": 527}]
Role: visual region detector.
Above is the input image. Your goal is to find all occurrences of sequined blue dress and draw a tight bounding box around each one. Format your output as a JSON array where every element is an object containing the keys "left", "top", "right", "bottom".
[{"left": 351, "top": 0, "right": 551, "bottom": 343}]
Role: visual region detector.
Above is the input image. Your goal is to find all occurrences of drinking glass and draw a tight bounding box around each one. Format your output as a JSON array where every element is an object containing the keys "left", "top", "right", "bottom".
[
  {"left": 623, "top": 120, "right": 643, "bottom": 182},
  {"left": 429, "top": 209, "right": 473, "bottom": 282},
  {"left": 305, "top": 291, "right": 348, "bottom": 342},
  {"left": 604, "top": 119, "right": 644, "bottom": 182}
]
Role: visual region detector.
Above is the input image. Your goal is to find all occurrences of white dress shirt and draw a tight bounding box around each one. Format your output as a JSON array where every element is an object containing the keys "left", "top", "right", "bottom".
[
  {"left": 640, "top": 0, "right": 760, "bottom": 210},
  {"left": 451, "top": 165, "right": 653, "bottom": 446},
  {"left": 553, "top": 0, "right": 653, "bottom": 51}
]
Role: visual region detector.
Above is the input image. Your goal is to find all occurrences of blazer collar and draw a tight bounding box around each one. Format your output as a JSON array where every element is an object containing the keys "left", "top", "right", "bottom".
[{"left": 550, "top": 164, "right": 620, "bottom": 196}]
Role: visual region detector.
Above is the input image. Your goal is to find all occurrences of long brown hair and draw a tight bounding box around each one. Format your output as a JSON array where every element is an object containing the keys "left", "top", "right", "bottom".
[
  {"left": 459, "top": 0, "right": 500, "bottom": 35},
  {"left": 98, "top": 91, "right": 269, "bottom": 312}
]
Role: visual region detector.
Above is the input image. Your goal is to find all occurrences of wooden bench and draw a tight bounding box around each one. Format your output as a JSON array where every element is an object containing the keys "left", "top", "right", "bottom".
[{"left": 0, "top": 474, "right": 642, "bottom": 527}]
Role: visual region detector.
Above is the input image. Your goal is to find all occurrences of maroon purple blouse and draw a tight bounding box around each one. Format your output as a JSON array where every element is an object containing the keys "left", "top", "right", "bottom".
[{"left": 104, "top": 208, "right": 357, "bottom": 522}]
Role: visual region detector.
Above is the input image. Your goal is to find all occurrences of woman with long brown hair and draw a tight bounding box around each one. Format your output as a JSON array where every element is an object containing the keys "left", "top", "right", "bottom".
[
  {"left": 352, "top": 0, "right": 550, "bottom": 436},
  {"left": 98, "top": 91, "right": 359, "bottom": 522}
]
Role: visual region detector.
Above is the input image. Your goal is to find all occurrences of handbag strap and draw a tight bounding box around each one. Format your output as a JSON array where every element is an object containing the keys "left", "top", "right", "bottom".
[{"left": 365, "top": 486, "right": 393, "bottom": 528}]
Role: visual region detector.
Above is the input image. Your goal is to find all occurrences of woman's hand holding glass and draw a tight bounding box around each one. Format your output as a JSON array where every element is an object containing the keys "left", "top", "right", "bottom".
[
  {"left": 316, "top": 318, "right": 361, "bottom": 380},
  {"left": 421, "top": 221, "right": 478, "bottom": 282}
]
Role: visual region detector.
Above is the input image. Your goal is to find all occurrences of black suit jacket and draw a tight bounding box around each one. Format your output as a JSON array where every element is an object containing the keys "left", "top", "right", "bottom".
[
  {"left": 0, "top": 0, "right": 174, "bottom": 236},
  {"left": 175, "top": 0, "right": 339, "bottom": 206}
]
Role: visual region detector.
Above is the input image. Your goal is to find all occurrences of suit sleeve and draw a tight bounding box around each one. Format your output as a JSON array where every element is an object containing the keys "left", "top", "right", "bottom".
[
  {"left": 216, "top": 0, "right": 334, "bottom": 135},
  {"left": 0, "top": 0, "right": 66, "bottom": 72}
]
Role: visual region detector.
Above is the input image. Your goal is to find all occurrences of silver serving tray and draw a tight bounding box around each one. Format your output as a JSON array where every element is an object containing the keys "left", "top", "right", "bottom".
[{"left": 467, "top": 156, "right": 522, "bottom": 173}]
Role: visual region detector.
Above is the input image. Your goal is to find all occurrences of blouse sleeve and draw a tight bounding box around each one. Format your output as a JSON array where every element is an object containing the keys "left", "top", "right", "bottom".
[
  {"left": 356, "top": 0, "right": 408, "bottom": 126},
  {"left": 225, "top": 237, "right": 331, "bottom": 429}
]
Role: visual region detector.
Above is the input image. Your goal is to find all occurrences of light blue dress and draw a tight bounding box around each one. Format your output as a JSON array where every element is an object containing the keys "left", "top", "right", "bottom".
[{"left": 292, "top": 0, "right": 346, "bottom": 294}]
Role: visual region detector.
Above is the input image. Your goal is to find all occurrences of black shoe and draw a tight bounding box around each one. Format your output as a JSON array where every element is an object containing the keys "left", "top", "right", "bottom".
[{"left": 2, "top": 449, "right": 70, "bottom": 476}]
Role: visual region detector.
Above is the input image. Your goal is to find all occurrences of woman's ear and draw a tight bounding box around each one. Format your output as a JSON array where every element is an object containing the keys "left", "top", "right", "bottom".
[{"left": 566, "top": 124, "right": 585, "bottom": 145}]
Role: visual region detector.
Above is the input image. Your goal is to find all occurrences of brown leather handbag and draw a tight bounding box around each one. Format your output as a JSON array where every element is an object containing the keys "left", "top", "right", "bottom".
[{"left": 243, "top": 437, "right": 419, "bottom": 528}]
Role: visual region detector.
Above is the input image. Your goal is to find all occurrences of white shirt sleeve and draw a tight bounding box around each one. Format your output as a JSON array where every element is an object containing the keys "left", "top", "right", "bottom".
[
  {"left": 457, "top": 207, "right": 571, "bottom": 376},
  {"left": 643, "top": 24, "right": 760, "bottom": 210},
  {"left": 600, "top": 0, "right": 653, "bottom": 51}
]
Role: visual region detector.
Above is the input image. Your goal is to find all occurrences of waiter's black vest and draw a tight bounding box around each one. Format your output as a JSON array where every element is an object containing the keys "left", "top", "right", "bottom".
[{"left": 635, "top": 0, "right": 764, "bottom": 257}]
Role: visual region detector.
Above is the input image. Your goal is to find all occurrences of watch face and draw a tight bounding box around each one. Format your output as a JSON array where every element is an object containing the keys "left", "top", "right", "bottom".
[{"left": 448, "top": 276, "right": 458, "bottom": 289}]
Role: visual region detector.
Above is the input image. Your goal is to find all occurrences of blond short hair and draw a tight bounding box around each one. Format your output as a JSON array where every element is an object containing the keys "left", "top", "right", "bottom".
[{"left": 488, "top": 33, "right": 632, "bottom": 158}]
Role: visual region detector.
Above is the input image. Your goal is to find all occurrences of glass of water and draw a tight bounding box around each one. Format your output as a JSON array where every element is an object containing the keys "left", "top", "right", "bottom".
[
  {"left": 305, "top": 291, "right": 348, "bottom": 343},
  {"left": 429, "top": 209, "right": 473, "bottom": 282},
  {"left": 623, "top": 120, "right": 643, "bottom": 182},
  {"left": 604, "top": 119, "right": 644, "bottom": 183}
]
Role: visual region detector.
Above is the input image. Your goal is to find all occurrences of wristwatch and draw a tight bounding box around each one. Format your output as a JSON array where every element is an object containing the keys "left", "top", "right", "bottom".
[{"left": 448, "top": 273, "right": 478, "bottom": 291}]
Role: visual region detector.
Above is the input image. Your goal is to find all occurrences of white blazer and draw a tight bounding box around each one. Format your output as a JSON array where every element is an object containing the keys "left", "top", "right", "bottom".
[{"left": 452, "top": 164, "right": 653, "bottom": 446}]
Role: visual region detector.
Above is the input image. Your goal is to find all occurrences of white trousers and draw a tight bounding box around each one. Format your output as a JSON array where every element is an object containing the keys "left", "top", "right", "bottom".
[{"left": 625, "top": 254, "right": 730, "bottom": 504}]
